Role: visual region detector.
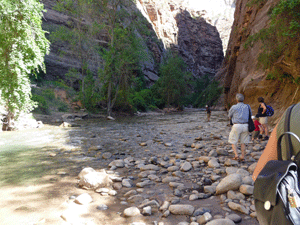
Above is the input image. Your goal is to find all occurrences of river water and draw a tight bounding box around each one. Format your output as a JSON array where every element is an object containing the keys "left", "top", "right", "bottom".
[{"left": 0, "top": 109, "right": 259, "bottom": 225}]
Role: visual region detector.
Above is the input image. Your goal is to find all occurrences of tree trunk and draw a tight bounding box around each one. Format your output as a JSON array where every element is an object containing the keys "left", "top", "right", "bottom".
[
  {"left": 107, "top": 80, "right": 112, "bottom": 117},
  {"left": 2, "top": 111, "right": 14, "bottom": 131}
]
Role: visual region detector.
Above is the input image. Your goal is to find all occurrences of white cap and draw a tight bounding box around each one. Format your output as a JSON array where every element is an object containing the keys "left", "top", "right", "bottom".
[{"left": 251, "top": 116, "right": 255, "bottom": 119}]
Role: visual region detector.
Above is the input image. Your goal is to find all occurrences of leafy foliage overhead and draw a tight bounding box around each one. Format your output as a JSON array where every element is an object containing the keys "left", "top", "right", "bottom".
[{"left": 0, "top": 0, "right": 49, "bottom": 115}]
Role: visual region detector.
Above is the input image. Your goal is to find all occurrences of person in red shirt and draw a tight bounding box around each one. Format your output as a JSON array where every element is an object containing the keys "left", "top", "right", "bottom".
[{"left": 252, "top": 116, "right": 262, "bottom": 141}]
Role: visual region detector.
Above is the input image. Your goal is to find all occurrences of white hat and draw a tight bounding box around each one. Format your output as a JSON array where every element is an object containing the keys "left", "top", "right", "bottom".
[{"left": 251, "top": 116, "right": 255, "bottom": 119}]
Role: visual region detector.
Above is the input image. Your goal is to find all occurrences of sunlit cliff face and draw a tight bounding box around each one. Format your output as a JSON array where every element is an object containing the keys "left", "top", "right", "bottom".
[{"left": 137, "top": 0, "right": 235, "bottom": 54}]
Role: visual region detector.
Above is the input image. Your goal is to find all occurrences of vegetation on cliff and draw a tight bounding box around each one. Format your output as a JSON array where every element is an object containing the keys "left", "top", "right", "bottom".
[
  {"left": 245, "top": 0, "right": 300, "bottom": 83},
  {"left": 38, "top": 0, "right": 222, "bottom": 115}
]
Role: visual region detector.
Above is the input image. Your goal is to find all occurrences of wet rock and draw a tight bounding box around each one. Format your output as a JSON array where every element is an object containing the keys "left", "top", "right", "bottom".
[
  {"left": 208, "top": 150, "right": 218, "bottom": 157},
  {"left": 208, "top": 158, "right": 220, "bottom": 168},
  {"left": 228, "top": 202, "right": 250, "bottom": 214},
  {"left": 169, "top": 182, "right": 185, "bottom": 189},
  {"left": 225, "top": 167, "right": 238, "bottom": 175},
  {"left": 169, "top": 204, "right": 195, "bottom": 215},
  {"left": 189, "top": 194, "right": 199, "bottom": 201},
  {"left": 236, "top": 169, "right": 250, "bottom": 177},
  {"left": 216, "top": 148, "right": 229, "bottom": 156},
  {"left": 193, "top": 207, "right": 211, "bottom": 216},
  {"left": 113, "top": 183, "right": 122, "bottom": 190},
  {"left": 242, "top": 176, "right": 254, "bottom": 185},
  {"left": 216, "top": 174, "right": 242, "bottom": 195},
  {"left": 196, "top": 212, "right": 212, "bottom": 224},
  {"left": 142, "top": 206, "right": 152, "bottom": 216},
  {"left": 174, "top": 189, "right": 183, "bottom": 197},
  {"left": 109, "top": 159, "right": 125, "bottom": 168},
  {"left": 225, "top": 214, "right": 242, "bottom": 223},
  {"left": 206, "top": 219, "right": 235, "bottom": 225},
  {"left": 180, "top": 162, "right": 192, "bottom": 171},
  {"left": 59, "top": 122, "right": 72, "bottom": 127},
  {"left": 176, "top": 154, "right": 187, "bottom": 159},
  {"left": 253, "top": 144, "right": 263, "bottom": 151},
  {"left": 227, "top": 190, "right": 245, "bottom": 200},
  {"left": 160, "top": 201, "right": 170, "bottom": 211},
  {"left": 95, "top": 187, "right": 109, "bottom": 193},
  {"left": 162, "top": 176, "right": 181, "bottom": 183},
  {"left": 139, "top": 200, "right": 160, "bottom": 209},
  {"left": 248, "top": 162, "right": 257, "bottom": 174},
  {"left": 108, "top": 190, "right": 117, "bottom": 196},
  {"left": 177, "top": 222, "right": 189, "bottom": 225},
  {"left": 97, "top": 204, "right": 108, "bottom": 210},
  {"left": 204, "top": 186, "right": 216, "bottom": 194},
  {"left": 136, "top": 180, "right": 153, "bottom": 188},
  {"left": 124, "top": 190, "right": 138, "bottom": 197},
  {"left": 199, "top": 156, "right": 210, "bottom": 163},
  {"left": 140, "top": 164, "right": 160, "bottom": 171},
  {"left": 162, "top": 210, "right": 170, "bottom": 217},
  {"left": 138, "top": 170, "right": 156, "bottom": 178},
  {"left": 224, "top": 159, "right": 238, "bottom": 166},
  {"left": 122, "top": 179, "right": 134, "bottom": 188},
  {"left": 102, "top": 152, "right": 112, "bottom": 159},
  {"left": 239, "top": 184, "right": 254, "bottom": 195},
  {"left": 168, "top": 166, "right": 180, "bottom": 172},
  {"left": 78, "top": 168, "right": 112, "bottom": 189},
  {"left": 127, "top": 195, "right": 145, "bottom": 205},
  {"left": 123, "top": 207, "right": 141, "bottom": 217},
  {"left": 148, "top": 174, "right": 160, "bottom": 182},
  {"left": 190, "top": 222, "right": 199, "bottom": 225}
]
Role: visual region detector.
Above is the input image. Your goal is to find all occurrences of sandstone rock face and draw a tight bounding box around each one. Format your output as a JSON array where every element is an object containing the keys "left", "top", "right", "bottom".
[
  {"left": 137, "top": 0, "right": 224, "bottom": 78},
  {"left": 216, "top": 0, "right": 300, "bottom": 117},
  {"left": 42, "top": 0, "right": 225, "bottom": 86}
]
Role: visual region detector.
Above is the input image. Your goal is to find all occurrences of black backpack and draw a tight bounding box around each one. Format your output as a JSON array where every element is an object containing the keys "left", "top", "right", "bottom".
[{"left": 254, "top": 104, "right": 300, "bottom": 225}]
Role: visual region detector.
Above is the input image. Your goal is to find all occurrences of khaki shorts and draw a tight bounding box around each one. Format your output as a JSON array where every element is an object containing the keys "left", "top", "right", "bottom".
[
  {"left": 259, "top": 117, "right": 268, "bottom": 125},
  {"left": 228, "top": 124, "right": 250, "bottom": 145}
]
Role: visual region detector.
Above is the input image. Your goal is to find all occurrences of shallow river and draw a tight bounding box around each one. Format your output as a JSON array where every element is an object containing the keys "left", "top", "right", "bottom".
[{"left": 0, "top": 109, "right": 259, "bottom": 225}]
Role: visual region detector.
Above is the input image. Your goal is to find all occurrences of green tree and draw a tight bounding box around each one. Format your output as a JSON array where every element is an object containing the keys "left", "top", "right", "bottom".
[
  {"left": 0, "top": 0, "right": 50, "bottom": 129},
  {"left": 155, "top": 52, "right": 191, "bottom": 107},
  {"left": 194, "top": 79, "right": 222, "bottom": 107},
  {"left": 91, "top": 0, "right": 145, "bottom": 116},
  {"left": 52, "top": 0, "right": 98, "bottom": 107}
]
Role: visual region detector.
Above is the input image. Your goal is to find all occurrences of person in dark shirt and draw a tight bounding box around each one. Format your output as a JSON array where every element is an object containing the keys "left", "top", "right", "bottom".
[
  {"left": 206, "top": 105, "right": 211, "bottom": 122},
  {"left": 256, "top": 97, "right": 269, "bottom": 140}
]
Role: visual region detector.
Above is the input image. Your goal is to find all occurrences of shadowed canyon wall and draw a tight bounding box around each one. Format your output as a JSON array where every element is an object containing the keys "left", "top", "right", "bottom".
[{"left": 41, "top": 0, "right": 226, "bottom": 87}]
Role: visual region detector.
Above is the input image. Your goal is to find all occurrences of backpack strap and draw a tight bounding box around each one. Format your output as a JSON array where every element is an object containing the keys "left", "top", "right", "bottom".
[
  {"left": 278, "top": 132, "right": 300, "bottom": 160},
  {"left": 278, "top": 104, "right": 296, "bottom": 160}
]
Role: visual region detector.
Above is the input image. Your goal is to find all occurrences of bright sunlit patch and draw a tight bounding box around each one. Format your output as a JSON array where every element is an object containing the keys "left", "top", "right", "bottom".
[{"left": 188, "top": 0, "right": 232, "bottom": 17}]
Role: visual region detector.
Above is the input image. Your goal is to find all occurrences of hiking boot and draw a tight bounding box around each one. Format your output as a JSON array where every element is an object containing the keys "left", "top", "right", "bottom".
[
  {"left": 258, "top": 134, "right": 263, "bottom": 139},
  {"left": 263, "top": 136, "right": 269, "bottom": 141}
]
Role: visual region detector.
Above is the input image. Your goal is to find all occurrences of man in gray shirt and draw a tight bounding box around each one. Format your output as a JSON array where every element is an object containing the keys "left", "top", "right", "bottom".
[{"left": 228, "top": 93, "right": 252, "bottom": 161}]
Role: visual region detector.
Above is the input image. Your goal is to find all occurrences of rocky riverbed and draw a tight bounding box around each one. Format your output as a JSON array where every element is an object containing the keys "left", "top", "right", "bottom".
[{"left": 0, "top": 109, "right": 264, "bottom": 225}]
